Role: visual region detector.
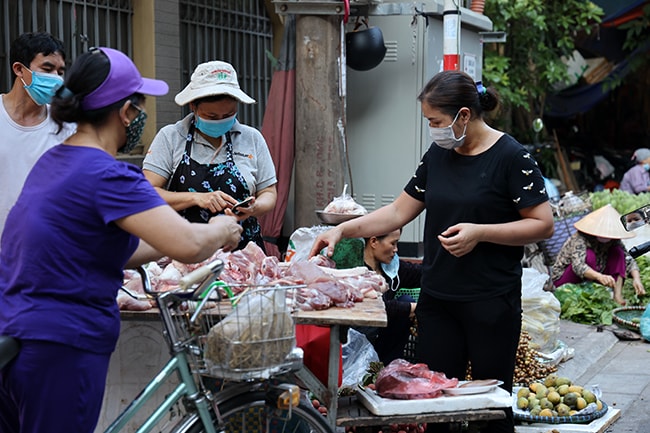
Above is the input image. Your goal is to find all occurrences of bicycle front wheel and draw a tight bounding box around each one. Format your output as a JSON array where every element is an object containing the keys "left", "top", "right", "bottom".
[{"left": 179, "top": 391, "right": 334, "bottom": 433}]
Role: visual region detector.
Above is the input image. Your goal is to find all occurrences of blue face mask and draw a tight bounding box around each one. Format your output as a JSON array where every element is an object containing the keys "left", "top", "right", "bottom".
[
  {"left": 21, "top": 66, "right": 64, "bottom": 105},
  {"left": 380, "top": 253, "right": 400, "bottom": 290},
  {"left": 195, "top": 114, "right": 236, "bottom": 138},
  {"left": 644, "top": 163, "right": 650, "bottom": 171}
]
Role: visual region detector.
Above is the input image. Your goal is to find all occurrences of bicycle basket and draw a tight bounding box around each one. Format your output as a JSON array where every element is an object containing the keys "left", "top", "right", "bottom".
[{"left": 197, "top": 285, "right": 302, "bottom": 379}]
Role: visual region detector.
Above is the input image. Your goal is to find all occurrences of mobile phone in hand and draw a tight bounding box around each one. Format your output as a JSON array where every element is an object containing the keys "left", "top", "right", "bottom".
[{"left": 232, "top": 197, "right": 253, "bottom": 215}]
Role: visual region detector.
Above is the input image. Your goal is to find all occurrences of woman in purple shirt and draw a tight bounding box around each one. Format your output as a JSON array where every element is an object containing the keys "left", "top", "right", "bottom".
[
  {"left": 0, "top": 47, "right": 242, "bottom": 433},
  {"left": 620, "top": 148, "right": 650, "bottom": 194}
]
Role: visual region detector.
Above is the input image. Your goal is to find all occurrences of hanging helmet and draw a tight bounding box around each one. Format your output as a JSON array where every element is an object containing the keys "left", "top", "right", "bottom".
[{"left": 345, "top": 27, "right": 387, "bottom": 71}]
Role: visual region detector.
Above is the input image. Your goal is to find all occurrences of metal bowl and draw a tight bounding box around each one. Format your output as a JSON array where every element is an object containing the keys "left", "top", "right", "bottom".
[{"left": 315, "top": 211, "right": 362, "bottom": 225}]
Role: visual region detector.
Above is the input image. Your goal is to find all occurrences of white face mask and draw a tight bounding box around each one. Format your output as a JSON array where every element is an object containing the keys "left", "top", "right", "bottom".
[{"left": 429, "top": 110, "right": 467, "bottom": 150}]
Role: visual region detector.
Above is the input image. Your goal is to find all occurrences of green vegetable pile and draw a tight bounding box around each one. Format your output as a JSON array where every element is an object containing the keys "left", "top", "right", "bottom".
[
  {"left": 553, "top": 258, "right": 650, "bottom": 325},
  {"left": 553, "top": 283, "right": 619, "bottom": 325},
  {"left": 590, "top": 190, "right": 650, "bottom": 215}
]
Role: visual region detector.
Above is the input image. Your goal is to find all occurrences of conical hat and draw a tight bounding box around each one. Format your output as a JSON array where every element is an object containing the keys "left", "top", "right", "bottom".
[{"left": 574, "top": 204, "right": 636, "bottom": 239}]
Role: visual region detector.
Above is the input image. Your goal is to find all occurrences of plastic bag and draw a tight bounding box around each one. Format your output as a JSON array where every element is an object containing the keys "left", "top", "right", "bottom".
[
  {"left": 205, "top": 289, "right": 294, "bottom": 369},
  {"left": 521, "top": 268, "right": 561, "bottom": 354},
  {"left": 323, "top": 184, "right": 367, "bottom": 215},
  {"left": 594, "top": 155, "right": 615, "bottom": 180},
  {"left": 285, "top": 226, "right": 331, "bottom": 263},
  {"left": 340, "top": 328, "right": 379, "bottom": 390}
]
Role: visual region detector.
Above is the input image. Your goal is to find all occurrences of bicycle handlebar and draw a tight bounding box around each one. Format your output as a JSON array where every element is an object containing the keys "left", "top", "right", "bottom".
[
  {"left": 179, "top": 259, "right": 225, "bottom": 291},
  {"left": 629, "top": 241, "right": 650, "bottom": 259}
]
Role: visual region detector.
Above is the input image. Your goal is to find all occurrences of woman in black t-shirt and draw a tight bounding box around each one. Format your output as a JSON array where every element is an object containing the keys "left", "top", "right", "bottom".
[{"left": 310, "top": 70, "right": 554, "bottom": 433}]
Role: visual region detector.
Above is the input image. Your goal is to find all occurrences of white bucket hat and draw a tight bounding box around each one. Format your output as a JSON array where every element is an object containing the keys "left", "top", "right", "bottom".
[{"left": 175, "top": 61, "right": 255, "bottom": 106}]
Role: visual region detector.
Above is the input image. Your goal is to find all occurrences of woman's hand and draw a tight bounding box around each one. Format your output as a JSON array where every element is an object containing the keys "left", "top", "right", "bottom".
[
  {"left": 195, "top": 191, "right": 237, "bottom": 213},
  {"left": 207, "top": 215, "right": 242, "bottom": 252},
  {"left": 633, "top": 277, "right": 646, "bottom": 296},
  {"left": 309, "top": 226, "right": 344, "bottom": 258},
  {"left": 595, "top": 272, "right": 616, "bottom": 288},
  {"left": 437, "top": 223, "right": 480, "bottom": 257}
]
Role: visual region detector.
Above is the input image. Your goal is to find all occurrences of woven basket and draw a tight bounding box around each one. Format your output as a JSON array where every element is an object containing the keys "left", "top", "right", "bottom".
[
  {"left": 612, "top": 306, "right": 645, "bottom": 331},
  {"left": 514, "top": 401, "right": 608, "bottom": 425}
]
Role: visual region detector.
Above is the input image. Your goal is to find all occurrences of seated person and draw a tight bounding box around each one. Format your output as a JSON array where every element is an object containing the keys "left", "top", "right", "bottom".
[
  {"left": 551, "top": 204, "right": 646, "bottom": 305},
  {"left": 620, "top": 148, "right": 650, "bottom": 194},
  {"left": 357, "top": 229, "right": 422, "bottom": 365}
]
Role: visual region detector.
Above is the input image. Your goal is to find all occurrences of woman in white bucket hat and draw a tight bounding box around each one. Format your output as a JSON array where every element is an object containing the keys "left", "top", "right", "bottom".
[
  {"left": 143, "top": 61, "right": 277, "bottom": 252},
  {"left": 551, "top": 204, "right": 646, "bottom": 305}
]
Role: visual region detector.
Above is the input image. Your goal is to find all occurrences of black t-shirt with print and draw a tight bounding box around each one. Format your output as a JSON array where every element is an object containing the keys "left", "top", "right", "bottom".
[{"left": 404, "top": 134, "right": 548, "bottom": 301}]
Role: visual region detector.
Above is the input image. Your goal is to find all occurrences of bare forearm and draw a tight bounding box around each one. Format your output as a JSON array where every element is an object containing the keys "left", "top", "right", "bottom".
[
  {"left": 153, "top": 187, "right": 200, "bottom": 211},
  {"left": 125, "top": 240, "right": 164, "bottom": 268},
  {"left": 476, "top": 218, "right": 554, "bottom": 246}
]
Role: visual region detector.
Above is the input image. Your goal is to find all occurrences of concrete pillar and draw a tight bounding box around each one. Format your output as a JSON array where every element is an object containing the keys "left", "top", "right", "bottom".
[{"left": 294, "top": 15, "right": 346, "bottom": 228}]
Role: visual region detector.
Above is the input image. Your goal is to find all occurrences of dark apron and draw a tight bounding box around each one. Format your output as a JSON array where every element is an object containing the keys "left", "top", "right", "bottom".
[{"left": 168, "top": 120, "right": 265, "bottom": 252}]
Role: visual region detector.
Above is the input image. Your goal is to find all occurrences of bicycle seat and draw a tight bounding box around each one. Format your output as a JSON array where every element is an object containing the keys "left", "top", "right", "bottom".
[{"left": 0, "top": 335, "right": 20, "bottom": 369}]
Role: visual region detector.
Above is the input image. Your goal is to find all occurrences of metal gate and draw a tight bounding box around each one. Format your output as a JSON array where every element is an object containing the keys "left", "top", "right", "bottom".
[
  {"left": 1, "top": 0, "right": 132, "bottom": 91},
  {"left": 179, "top": 0, "right": 273, "bottom": 129}
]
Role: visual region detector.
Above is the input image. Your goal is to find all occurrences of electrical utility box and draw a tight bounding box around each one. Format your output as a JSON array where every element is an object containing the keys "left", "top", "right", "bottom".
[{"left": 345, "top": 2, "right": 493, "bottom": 257}]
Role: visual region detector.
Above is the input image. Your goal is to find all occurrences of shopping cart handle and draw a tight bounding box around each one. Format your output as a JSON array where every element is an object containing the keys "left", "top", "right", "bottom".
[{"left": 179, "top": 259, "right": 224, "bottom": 291}]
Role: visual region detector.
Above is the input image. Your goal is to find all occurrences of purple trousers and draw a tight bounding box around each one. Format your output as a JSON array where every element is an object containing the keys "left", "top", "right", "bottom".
[
  {"left": 554, "top": 244, "right": 627, "bottom": 287},
  {"left": 0, "top": 339, "right": 111, "bottom": 433}
]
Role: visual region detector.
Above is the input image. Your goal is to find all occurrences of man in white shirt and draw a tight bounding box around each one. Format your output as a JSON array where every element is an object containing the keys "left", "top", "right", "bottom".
[{"left": 0, "top": 32, "right": 75, "bottom": 239}]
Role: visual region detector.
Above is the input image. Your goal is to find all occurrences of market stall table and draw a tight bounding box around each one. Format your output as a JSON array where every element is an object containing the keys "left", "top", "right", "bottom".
[{"left": 293, "top": 296, "right": 388, "bottom": 427}]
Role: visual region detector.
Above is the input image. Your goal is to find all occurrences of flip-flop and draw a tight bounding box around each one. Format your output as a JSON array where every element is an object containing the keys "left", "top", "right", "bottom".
[{"left": 612, "top": 329, "right": 642, "bottom": 341}]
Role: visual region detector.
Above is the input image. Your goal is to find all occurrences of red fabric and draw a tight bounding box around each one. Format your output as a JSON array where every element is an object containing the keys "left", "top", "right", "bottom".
[
  {"left": 259, "top": 68, "right": 295, "bottom": 259},
  {"left": 295, "top": 324, "right": 343, "bottom": 387}
]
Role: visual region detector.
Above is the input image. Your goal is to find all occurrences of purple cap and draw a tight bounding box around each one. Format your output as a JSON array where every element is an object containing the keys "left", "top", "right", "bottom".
[{"left": 81, "top": 47, "right": 169, "bottom": 111}]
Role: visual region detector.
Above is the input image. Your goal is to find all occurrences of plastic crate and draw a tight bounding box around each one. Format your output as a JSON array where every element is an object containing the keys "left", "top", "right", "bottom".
[
  {"left": 395, "top": 287, "right": 420, "bottom": 301},
  {"left": 402, "top": 327, "right": 418, "bottom": 363},
  {"left": 539, "top": 212, "right": 588, "bottom": 265}
]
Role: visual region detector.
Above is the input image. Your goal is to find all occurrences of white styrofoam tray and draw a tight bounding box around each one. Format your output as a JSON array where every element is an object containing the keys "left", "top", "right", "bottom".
[{"left": 357, "top": 386, "right": 512, "bottom": 416}]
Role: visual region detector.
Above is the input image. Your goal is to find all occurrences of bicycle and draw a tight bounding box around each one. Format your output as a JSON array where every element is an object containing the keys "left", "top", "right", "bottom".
[{"left": 1, "top": 259, "right": 333, "bottom": 433}]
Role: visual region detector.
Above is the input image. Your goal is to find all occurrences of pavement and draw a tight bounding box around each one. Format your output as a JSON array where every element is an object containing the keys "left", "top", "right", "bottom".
[{"left": 550, "top": 319, "right": 650, "bottom": 433}]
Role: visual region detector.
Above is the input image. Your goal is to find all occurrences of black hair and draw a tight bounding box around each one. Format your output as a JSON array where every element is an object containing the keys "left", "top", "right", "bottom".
[
  {"left": 9, "top": 32, "right": 66, "bottom": 78},
  {"left": 364, "top": 228, "right": 403, "bottom": 245},
  {"left": 417, "top": 70, "right": 499, "bottom": 119},
  {"left": 193, "top": 94, "right": 237, "bottom": 106},
  {"left": 51, "top": 48, "right": 140, "bottom": 132}
]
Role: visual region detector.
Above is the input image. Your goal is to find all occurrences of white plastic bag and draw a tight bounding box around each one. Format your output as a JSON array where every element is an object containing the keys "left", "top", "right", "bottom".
[
  {"left": 284, "top": 226, "right": 331, "bottom": 263},
  {"left": 323, "top": 184, "right": 367, "bottom": 215},
  {"left": 521, "top": 268, "right": 561, "bottom": 354}
]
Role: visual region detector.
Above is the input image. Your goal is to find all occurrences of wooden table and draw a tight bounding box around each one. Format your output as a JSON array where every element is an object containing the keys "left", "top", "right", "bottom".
[
  {"left": 292, "top": 297, "right": 387, "bottom": 428},
  {"left": 337, "top": 395, "right": 506, "bottom": 428}
]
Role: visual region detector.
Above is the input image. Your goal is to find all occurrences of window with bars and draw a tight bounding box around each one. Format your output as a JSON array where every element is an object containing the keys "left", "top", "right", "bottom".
[
  {"left": 1, "top": 0, "right": 133, "bottom": 91},
  {"left": 1, "top": 0, "right": 274, "bottom": 130},
  {"left": 179, "top": 0, "right": 273, "bottom": 130}
]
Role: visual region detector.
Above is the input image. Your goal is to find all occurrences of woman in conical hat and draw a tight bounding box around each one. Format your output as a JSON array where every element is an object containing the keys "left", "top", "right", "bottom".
[{"left": 551, "top": 204, "right": 646, "bottom": 305}]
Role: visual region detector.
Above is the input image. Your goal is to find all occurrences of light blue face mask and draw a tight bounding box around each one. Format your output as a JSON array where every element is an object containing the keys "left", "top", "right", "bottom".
[
  {"left": 195, "top": 113, "right": 236, "bottom": 138},
  {"left": 21, "top": 66, "right": 64, "bottom": 106},
  {"left": 381, "top": 253, "right": 400, "bottom": 291}
]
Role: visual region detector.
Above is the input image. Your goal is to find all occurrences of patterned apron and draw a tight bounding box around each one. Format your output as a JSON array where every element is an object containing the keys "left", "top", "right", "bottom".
[{"left": 168, "top": 119, "right": 265, "bottom": 252}]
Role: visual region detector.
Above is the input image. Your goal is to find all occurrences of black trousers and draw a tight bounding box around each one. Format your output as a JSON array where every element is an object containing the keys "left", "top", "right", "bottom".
[{"left": 416, "top": 289, "right": 522, "bottom": 433}]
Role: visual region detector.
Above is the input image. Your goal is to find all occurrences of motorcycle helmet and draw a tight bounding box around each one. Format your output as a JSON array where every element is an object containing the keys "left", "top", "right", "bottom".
[{"left": 345, "top": 26, "right": 387, "bottom": 71}]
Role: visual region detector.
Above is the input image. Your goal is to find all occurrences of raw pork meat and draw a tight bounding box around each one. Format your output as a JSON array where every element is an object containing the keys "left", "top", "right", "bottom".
[{"left": 375, "top": 359, "right": 459, "bottom": 399}]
